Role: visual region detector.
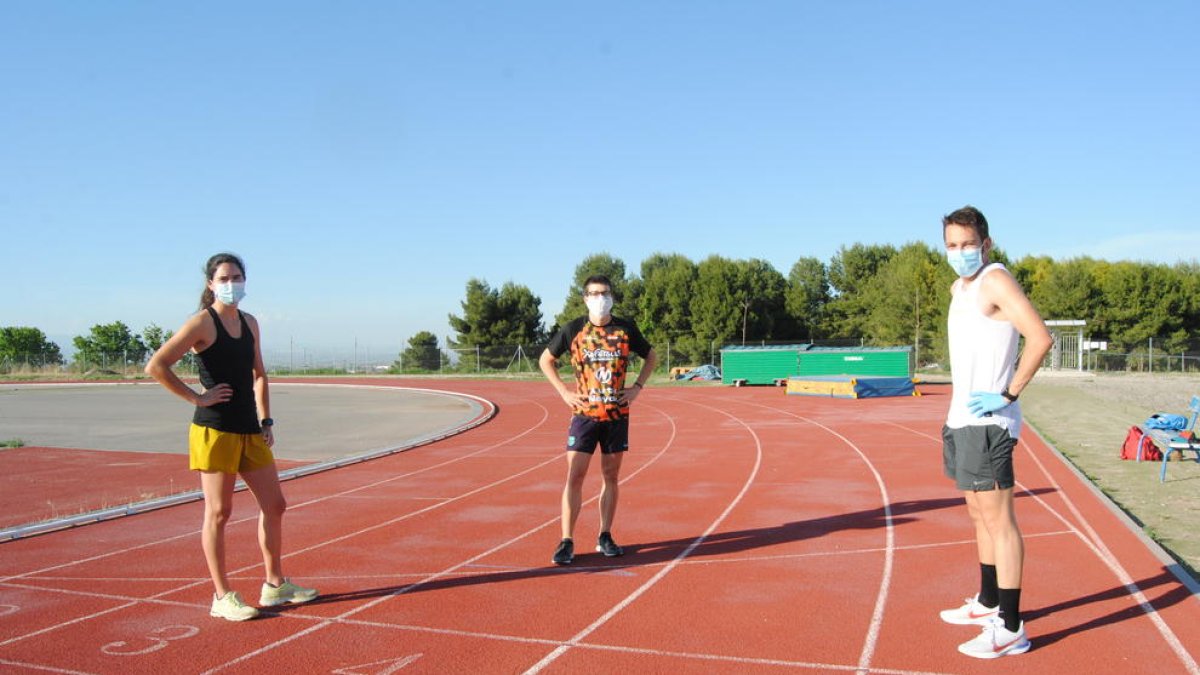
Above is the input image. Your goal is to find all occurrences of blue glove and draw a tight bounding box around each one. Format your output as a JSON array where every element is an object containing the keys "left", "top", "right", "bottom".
[{"left": 967, "top": 391, "right": 1010, "bottom": 417}]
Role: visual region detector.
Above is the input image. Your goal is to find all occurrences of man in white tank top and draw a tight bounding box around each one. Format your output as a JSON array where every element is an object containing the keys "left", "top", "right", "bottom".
[{"left": 937, "top": 206, "right": 1053, "bottom": 659}]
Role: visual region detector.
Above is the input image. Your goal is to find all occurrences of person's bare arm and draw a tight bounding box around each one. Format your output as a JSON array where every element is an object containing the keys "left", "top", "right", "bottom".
[
  {"left": 985, "top": 271, "right": 1053, "bottom": 397},
  {"left": 539, "top": 348, "right": 587, "bottom": 409},
  {"left": 144, "top": 312, "right": 232, "bottom": 407},
  {"left": 620, "top": 348, "right": 658, "bottom": 405},
  {"left": 246, "top": 313, "right": 274, "bottom": 447}
]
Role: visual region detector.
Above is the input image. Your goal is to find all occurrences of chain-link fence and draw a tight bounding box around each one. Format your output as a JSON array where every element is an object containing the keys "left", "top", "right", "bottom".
[
  {"left": 1083, "top": 347, "right": 1200, "bottom": 374},
  {"left": 1040, "top": 330, "right": 1200, "bottom": 373},
  {"left": 0, "top": 352, "right": 187, "bottom": 378},
  {"left": 10, "top": 334, "right": 1197, "bottom": 378}
]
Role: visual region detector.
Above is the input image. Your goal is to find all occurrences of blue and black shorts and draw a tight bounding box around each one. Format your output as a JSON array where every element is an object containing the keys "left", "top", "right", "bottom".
[{"left": 566, "top": 415, "right": 629, "bottom": 455}]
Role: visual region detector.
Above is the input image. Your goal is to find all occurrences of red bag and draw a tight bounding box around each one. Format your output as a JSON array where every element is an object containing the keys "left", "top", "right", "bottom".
[{"left": 1120, "top": 426, "right": 1162, "bottom": 461}]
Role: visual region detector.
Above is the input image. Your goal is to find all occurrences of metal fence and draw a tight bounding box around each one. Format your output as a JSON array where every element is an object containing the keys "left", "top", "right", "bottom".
[
  {"left": 1082, "top": 348, "right": 1200, "bottom": 374},
  {"left": 0, "top": 352, "right": 186, "bottom": 377},
  {"left": 1045, "top": 333, "right": 1200, "bottom": 374},
  {"left": 8, "top": 334, "right": 1198, "bottom": 378},
  {"left": 1, "top": 338, "right": 867, "bottom": 379}
]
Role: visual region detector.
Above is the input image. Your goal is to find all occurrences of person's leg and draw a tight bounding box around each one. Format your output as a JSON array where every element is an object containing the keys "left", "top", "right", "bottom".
[
  {"left": 940, "top": 426, "right": 1002, "bottom": 626},
  {"left": 561, "top": 450, "right": 592, "bottom": 539},
  {"left": 240, "top": 462, "right": 287, "bottom": 586},
  {"left": 598, "top": 451, "right": 624, "bottom": 533},
  {"left": 199, "top": 470, "right": 238, "bottom": 597},
  {"left": 962, "top": 491, "right": 999, "bottom": 607},
  {"left": 971, "top": 488, "right": 1022, "bottom": 585},
  {"left": 971, "top": 487, "right": 1023, "bottom": 631}
]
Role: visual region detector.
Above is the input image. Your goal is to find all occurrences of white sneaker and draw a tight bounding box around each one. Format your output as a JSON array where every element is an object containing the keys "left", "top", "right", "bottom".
[
  {"left": 940, "top": 594, "right": 1000, "bottom": 625},
  {"left": 259, "top": 578, "right": 318, "bottom": 606},
  {"left": 210, "top": 591, "right": 259, "bottom": 621},
  {"left": 957, "top": 618, "right": 1031, "bottom": 659}
]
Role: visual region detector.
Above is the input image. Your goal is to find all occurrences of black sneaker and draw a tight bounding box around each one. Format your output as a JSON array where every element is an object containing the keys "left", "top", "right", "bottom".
[
  {"left": 552, "top": 538, "right": 574, "bottom": 565},
  {"left": 596, "top": 531, "right": 624, "bottom": 557}
]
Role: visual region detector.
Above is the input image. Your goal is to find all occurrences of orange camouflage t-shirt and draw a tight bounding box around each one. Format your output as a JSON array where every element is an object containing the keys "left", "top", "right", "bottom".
[{"left": 546, "top": 316, "right": 652, "bottom": 422}]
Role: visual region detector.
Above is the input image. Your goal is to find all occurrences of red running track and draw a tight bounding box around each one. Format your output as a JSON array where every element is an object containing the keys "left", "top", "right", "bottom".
[{"left": 0, "top": 379, "right": 1197, "bottom": 674}]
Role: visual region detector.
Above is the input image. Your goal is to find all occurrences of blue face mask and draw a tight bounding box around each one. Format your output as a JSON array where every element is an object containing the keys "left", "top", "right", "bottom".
[
  {"left": 946, "top": 248, "right": 983, "bottom": 278},
  {"left": 214, "top": 281, "right": 246, "bottom": 305}
]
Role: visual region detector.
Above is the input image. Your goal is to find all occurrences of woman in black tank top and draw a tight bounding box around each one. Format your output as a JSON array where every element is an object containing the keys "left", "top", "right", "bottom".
[{"left": 145, "top": 252, "right": 317, "bottom": 620}]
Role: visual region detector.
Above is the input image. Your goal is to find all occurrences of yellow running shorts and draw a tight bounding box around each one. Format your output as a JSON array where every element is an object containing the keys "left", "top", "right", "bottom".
[{"left": 188, "top": 424, "right": 275, "bottom": 474}]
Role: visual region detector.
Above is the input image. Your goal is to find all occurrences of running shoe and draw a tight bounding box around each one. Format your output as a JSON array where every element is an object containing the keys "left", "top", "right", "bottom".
[
  {"left": 957, "top": 617, "right": 1030, "bottom": 659},
  {"left": 552, "top": 538, "right": 575, "bottom": 565},
  {"left": 940, "top": 594, "right": 1000, "bottom": 625},
  {"left": 210, "top": 591, "right": 260, "bottom": 621},
  {"left": 595, "top": 531, "right": 624, "bottom": 557},
  {"left": 259, "top": 578, "right": 319, "bottom": 606}
]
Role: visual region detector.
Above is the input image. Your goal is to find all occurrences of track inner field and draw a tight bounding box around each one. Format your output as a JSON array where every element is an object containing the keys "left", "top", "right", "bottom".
[{"left": 1, "top": 379, "right": 1198, "bottom": 674}]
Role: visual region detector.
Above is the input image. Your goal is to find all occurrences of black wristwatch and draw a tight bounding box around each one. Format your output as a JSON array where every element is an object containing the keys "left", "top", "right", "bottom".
[
  {"left": 1001, "top": 388, "right": 1018, "bottom": 403},
  {"left": 261, "top": 417, "right": 274, "bottom": 427}
]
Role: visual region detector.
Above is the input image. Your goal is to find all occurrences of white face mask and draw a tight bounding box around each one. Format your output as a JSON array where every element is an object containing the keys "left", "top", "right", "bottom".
[
  {"left": 946, "top": 247, "right": 984, "bottom": 278},
  {"left": 214, "top": 281, "right": 246, "bottom": 305},
  {"left": 585, "top": 294, "right": 613, "bottom": 318}
]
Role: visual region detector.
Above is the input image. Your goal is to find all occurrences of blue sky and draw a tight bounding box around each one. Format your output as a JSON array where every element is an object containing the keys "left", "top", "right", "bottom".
[{"left": 3, "top": 1, "right": 1197, "bottom": 366}]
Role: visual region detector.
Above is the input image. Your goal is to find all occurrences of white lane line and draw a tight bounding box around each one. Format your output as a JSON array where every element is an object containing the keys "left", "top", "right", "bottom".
[
  {"left": 0, "top": 395, "right": 551, "bottom": 648},
  {"left": 0, "top": 383, "right": 498, "bottom": 542},
  {"left": 0, "top": 394, "right": 545, "bottom": 585},
  {"left": 742, "top": 399, "right": 894, "bottom": 675},
  {"left": 0, "top": 579, "right": 962, "bottom": 675},
  {"left": 0, "top": 601, "right": 136, "bottom": 648},
  {"left": 888, "top": 420, "right": 1199, "bottom": 675},
  {"left": 0, "top": 658, "right": 98, "bottom": 674},
  {"left": 5, "top": 531, "right": 1077, "bottom": 599},
  {"left": 201, "top": 404, "right": 680, "bottom": 674},
  {"left": 523, "top": 398, "right": 761, "bottom": 674},
  {"left": 1018, "top": 431, "right": 1199, "bottom": 675}
]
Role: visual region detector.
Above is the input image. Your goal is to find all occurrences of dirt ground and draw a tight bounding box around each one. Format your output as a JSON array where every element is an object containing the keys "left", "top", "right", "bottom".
[{"left": 1019, "top": 372, "right": 1200, "bottom": 581}]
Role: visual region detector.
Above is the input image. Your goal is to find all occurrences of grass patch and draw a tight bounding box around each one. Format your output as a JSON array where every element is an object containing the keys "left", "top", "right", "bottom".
[
  {"left": 1, "top": 438, "right": 24, "bottom": 448},
  {"left": 1023, "top": 373, "right": 1200, "bottom": 584}
]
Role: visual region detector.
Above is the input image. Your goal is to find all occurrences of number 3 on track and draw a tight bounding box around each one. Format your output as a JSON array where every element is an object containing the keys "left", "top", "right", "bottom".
[{"left": 101, "top": 625, "right": 199, "bottom": 656}]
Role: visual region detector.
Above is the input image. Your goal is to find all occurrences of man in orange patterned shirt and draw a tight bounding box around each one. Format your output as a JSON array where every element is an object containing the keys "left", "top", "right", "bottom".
[{"left": 539, "top": 274, "right": 658, "bottom": 565}]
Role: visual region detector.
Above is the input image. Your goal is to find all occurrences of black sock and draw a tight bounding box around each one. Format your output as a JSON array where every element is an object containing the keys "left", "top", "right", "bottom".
[
  {"left": 979, "top": 564, "right": 999, "bottom": 608},
  {"left": 998, "top": 588, "right": 1021, "bottom": 632}
]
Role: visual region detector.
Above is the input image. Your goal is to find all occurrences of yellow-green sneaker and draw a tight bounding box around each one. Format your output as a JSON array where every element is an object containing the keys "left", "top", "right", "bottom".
[
  {"left": 259, "top": 578, "right": 318, "bottom": 606},
  {"left": 210, "top": 591, "right": 259, "bottom": 621}
]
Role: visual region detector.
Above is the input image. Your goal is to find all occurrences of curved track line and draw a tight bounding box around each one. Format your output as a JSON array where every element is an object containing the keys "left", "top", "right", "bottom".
[
  {"left": 738, "top": 398, "right": 894, "bottom": 675},
  {"left": 1, "top": 575, "right": 965, "bottom": 675},
  {"left": 1017, "top": 431, "right": 1199, "bottom": 674},
  {"left": 0, "top": 392, "right": 551, "bottom": 649},
  {"left": 0, "top": 391, "right": 535, "bottom": 586},
  {"left": 885, "top": 419, "right": 1199, "bottom": 674},
  {"left": 0, "top": 383, "right": 497, "bottom": 542},
  {"left": 202, "top": 403, "right": 681, "bottom": 674},
  {"left": 144, "top": 398, "right": 559, "bottom": 604},
  {"left": 523, "top": 397, "right": 762, "bottom": 674}
]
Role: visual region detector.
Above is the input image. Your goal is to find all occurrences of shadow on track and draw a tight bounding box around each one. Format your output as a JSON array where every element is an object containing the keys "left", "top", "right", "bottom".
[
  {"left": 1026, "top": 568, "right": 1195, "bottom": 648},
  {"left": 283, "top": 490, "right": 1055, "bottom": 609}
]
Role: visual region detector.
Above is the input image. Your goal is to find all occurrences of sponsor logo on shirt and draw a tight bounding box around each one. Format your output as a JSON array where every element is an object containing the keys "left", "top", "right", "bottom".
[{"left": 584, "top": 348, "right": 620, "bottom": 362}]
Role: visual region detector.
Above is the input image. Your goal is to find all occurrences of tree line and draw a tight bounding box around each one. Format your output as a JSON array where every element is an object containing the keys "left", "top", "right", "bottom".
[
  {"left": 418, "top": 245, "right": 1200, "bottom": 371},
  {"left": 0, "top": 323, "right": 176, "bottom": 371},
  {"left": 6, "top": 244, "right": 1198, "bottom": 374}
]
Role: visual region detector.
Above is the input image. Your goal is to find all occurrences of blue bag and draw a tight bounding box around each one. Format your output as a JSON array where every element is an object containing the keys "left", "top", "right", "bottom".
[{"left": 1145, "top": 413, "right": 1188, "bottom": 431}]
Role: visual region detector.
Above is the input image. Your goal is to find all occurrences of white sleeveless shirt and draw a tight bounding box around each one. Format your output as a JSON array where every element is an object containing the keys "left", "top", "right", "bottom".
[{"left": 945, "top": 263, "right": 1022, "bottom": 437}]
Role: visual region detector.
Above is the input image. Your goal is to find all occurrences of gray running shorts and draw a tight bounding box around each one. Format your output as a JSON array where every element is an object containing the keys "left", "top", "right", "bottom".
[{"left": 942, "top": 424, "right": 1017, "bottom": 491}]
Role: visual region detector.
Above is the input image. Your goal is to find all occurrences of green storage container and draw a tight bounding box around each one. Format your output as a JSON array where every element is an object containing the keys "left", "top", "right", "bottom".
[
  {"left": 797, "top": 346, "right": 912, "bottom": 377},
  {"left": 720, "top": 345, "right": 807, "bottom": 385}
]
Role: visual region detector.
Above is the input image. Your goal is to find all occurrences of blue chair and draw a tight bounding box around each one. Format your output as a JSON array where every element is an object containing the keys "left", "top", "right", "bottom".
[{"left": 1159, "top": 395, "right": 1200, "bottom": 482}]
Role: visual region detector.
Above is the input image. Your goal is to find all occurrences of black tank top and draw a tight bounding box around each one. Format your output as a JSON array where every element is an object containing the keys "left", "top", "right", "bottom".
[{"left": 192, "top": 307, "right": 260, "bottom": 433}]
